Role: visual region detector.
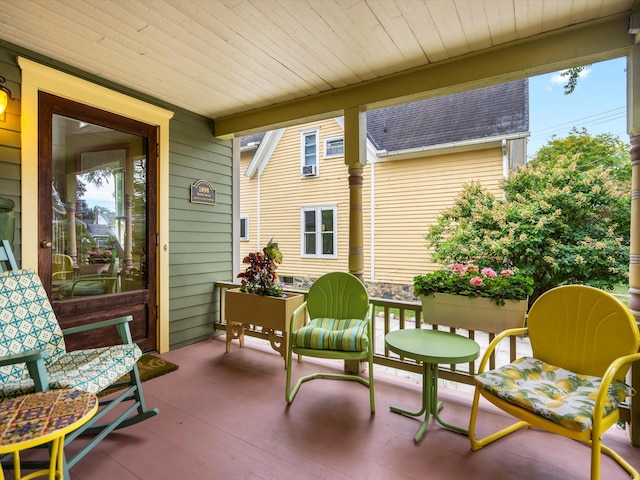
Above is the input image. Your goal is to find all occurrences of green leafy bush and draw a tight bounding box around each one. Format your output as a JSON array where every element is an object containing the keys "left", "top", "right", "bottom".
[{"left": 425, "top": 155, "right": 630, "bottom": 304}]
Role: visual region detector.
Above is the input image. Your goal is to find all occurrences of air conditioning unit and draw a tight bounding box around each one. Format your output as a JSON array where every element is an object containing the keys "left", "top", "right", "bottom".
[{"left": 302, "top": 165, "right": 317, "bottom": 176}]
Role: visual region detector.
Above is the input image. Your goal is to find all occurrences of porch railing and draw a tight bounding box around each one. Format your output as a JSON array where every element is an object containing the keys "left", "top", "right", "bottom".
[
  {"left": 213, "top": 281, "right": 526, "bottom": 386},
  {"left": 213, "top": 281, "right": 631, "bottom": 426}
]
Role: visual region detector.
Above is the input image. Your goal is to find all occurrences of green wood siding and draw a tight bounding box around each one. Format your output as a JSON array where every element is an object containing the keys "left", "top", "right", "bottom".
[
  {"left": 0, "top": 49, "right": 21, "bottom": 262},
  {"left": 0, "top": 43, "right": 233, "bottom": 350},
  {"left": 169, "top": 112, "right": 232, "bottom": 349}
]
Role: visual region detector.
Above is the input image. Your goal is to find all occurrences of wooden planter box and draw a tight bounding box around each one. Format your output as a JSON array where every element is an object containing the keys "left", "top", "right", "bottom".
[
  {"left": 420, "top": 293, "right": 527, "bottom": 334},
  {"left": 224, "top": 288, "right": 305, "bottom": 366}
]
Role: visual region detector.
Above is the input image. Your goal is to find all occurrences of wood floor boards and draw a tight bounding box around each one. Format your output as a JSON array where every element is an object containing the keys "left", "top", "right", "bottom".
[{"left": 61, "top": 337, "right": 639, "bottom": 480}]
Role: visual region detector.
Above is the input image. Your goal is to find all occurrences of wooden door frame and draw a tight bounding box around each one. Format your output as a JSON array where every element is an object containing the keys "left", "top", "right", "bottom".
[
  {"left": 18, "top": 57, "right": 174, "bottom": 352},
  {"left": 38, "top": 92, "right": 158, "bottom": 352}
]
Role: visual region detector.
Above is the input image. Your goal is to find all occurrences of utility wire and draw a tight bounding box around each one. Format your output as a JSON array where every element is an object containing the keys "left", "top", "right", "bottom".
[
  {"left": 529, "top": 107, "right": 626, "bottom": 144},
  {"left": 530, "top": 106, "right": 625, "bottom": 137}
]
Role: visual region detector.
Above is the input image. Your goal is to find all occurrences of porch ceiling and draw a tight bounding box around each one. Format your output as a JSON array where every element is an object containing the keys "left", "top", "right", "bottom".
[{"left": 0, "top": 0, "right": 635, "bottom": 135}]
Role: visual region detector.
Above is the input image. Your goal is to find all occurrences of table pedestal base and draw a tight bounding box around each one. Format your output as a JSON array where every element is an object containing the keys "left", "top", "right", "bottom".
[{"left": 390, "top": 363, "right": 469, "bottom": 443}]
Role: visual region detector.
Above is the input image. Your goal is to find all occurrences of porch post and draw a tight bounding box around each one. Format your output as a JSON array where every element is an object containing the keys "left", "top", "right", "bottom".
[
  {"left": 627, "top": 44, "right": 640, "bottom": 446},
  {"left": 343, "top": 107, "right": 367, "bottom": 281},
  {"left": 343, "top": 107, "right": 367, "bottom": 374},
  {"left": 65, "top": 203, "right": 77, "bottom": 265}
]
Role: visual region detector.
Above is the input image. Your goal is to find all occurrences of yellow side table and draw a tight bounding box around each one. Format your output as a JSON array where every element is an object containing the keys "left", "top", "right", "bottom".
[{"left": 0, "top": 389, "right": 98, "bottom": 480}]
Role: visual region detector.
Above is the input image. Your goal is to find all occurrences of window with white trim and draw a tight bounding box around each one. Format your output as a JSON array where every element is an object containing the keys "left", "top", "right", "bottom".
[
  {"left": 300, "top": 128, "right": 319, "bottom": 177},
  {"left": 301, "top": 206, "right": 336, "bottom": 258},
  {"left": 240, "top": 216, "right": 249, "bottom": 241},
  {"left": 324, "top": 136, "right": 344, "bottom": 158}
]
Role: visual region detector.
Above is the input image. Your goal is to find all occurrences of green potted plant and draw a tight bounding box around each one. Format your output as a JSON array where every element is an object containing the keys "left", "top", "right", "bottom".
[
  {"left": 413, "top": 263, "right": 533, "bottom": 333},
  {"left": 224, "top": 239, "right": 304, "bottom": 365},
  {"left": 236, "top": 239, "right": 284, "bottom": 297},
  {"left": 77, "top": 248, "right": 117, "bottom": 275}
]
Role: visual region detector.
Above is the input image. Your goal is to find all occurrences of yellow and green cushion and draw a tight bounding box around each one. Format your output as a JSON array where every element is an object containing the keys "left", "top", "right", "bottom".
[
  {"left": 291, "top": 318, "right": 369, "bottom": 352},
  {"left": 0, "top": 269, "right": 141, "bottom": 398},
  {"left": 475, "top": 356, "right": 634, "bottom": 432}
]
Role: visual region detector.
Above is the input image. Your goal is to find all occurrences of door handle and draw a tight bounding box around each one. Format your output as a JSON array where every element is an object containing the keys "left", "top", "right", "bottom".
[{"left": 40, "top": 240, "right": 52, "bottom": 249}]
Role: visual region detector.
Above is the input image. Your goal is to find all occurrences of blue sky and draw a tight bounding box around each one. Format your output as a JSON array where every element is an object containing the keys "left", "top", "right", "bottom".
[{"left": 527, "top": 56, "right": 627, "bottom": 158}]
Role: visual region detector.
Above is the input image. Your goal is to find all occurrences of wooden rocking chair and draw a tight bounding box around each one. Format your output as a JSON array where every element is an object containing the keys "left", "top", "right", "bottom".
[{"left": 0, "top": 242, "right": 158, "bottom": 477}]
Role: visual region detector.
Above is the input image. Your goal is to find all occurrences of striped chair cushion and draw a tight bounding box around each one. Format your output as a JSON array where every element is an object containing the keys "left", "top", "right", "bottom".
[
  {"left": 292, "top": 318, "right": 369, "bottom": 352},
  {"left": 475, "top": 357, "right": 634, "bottom": 432}
]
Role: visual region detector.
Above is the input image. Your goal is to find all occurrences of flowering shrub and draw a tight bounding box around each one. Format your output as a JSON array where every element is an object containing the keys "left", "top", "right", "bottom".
[
  {"left": 413, "top": 263, "right": 533, "bottom": 306},
  {"left": 425, "top": 153, "right": 630, "bottom": 304},
  {"left": 237, "top": 239, "right": 285, "bottom": 297},
  {"left": 86, "top": 249, "right": 115, "bottom": 263}
]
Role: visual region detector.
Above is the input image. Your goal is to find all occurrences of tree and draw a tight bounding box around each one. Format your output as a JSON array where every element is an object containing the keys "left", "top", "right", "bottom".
[
  {"left": 425, "top": 154, "right": 630, "bottom": 305},
  {"left": 561, "top": 66, "right": 590, "bottom": 95},
  {"left": 533, "top": 127, "right": 630, "bottom": 184}
]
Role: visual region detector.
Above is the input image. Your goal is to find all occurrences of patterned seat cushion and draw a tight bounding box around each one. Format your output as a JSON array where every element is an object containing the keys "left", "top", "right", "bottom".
[
  {"left": 475, "top": 357, "right": 634, "bottom": 432},
  {"left": 1, "top": 269, "right": 66, "bottom": 384},
  {"left": 292, "top": 318, "right": 369, "bottom": 352},
  {"left": 0, "top": 269, "right": 141, "bottom": 398},
  {"left": 1, "top": 344, "right": 141, "bottom": 398}
]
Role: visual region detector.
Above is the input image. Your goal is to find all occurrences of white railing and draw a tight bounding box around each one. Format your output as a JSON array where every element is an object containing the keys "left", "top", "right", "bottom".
[
  {"left": 213, "top": 281, "right": 527, "bottom": 386},
  {"left": 213, "top": 281, "right": 631, "bottom": 426}
]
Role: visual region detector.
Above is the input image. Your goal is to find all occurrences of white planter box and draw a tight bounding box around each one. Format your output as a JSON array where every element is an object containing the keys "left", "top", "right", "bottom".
[
  {"left": 420, "top": 293, "right": 527, "bottom": 334},
  {"left": 224, "top": 288, "right": 305, "bottom": 366}
]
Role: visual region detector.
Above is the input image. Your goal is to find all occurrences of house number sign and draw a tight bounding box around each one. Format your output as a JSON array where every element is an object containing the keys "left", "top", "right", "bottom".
[{"left": 190, "top": 179, "right": 216, "bottom": 205}]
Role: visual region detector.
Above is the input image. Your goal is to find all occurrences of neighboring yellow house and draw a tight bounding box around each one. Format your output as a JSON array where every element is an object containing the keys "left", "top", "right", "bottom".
[{"left": 239, "top": 81, "right": 529, "bottom": 298}]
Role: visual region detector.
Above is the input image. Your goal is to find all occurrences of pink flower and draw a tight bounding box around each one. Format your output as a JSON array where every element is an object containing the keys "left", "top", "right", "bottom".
[
  {"left": 500, "top": 269, "right": 515, "bottom": 276},
  {"left": 463, "top": 264, "right": 479, "bottom": 274},
  {"left": 481, "top": 267, "right": 497, "bottom": 278},
  {"left": 450, "top": 263, "right": 465, "bottom": 272},
  {"left": 469, "top": 277, "right": 484, "bottom": 287}
]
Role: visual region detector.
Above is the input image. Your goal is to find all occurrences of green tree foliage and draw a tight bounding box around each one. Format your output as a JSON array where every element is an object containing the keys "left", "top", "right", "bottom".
[
  {"left": 426, "top": 135, "right": 630, "bottom": 304},
  {"left": 561, "top": 66, "right": 590, "bottom": 95},
  {"left": 534, "top": 127, "right": 630, "bottom": 184}
]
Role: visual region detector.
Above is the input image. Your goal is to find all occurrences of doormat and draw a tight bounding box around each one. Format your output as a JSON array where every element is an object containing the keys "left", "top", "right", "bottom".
[{"left": 98, "top": 353, "right": 179, "bottom": 397}]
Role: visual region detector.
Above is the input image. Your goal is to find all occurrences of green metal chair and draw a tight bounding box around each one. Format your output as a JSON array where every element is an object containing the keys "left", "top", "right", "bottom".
[
  {"left": 0, "top": 261, "right": 158, "bottom": 476},
  {"left": 285, "top": 271, "right": 375, "bottom": 412},
  {"left": 70, "top": 257, "right": 120, "bottom": 298}
]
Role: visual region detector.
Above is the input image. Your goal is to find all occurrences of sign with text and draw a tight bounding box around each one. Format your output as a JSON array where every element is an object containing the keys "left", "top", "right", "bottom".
[{"left": 190, "top": 179, "right": 216, "bottom": 205}]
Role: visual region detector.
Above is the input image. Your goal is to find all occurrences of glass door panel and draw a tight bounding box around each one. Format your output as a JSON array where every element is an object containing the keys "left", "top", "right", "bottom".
[{"left": 50, "top": 114, "right": 147, "bottom": 301}]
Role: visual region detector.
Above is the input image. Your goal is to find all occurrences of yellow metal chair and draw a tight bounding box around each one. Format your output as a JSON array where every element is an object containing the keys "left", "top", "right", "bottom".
[
  {"left": 52, "top": 253, "right": 74, "bottom": 280},
  {"left": 285, "top": 272, "right": 375, "bottom": 412},
  {"left": 469, "top": 285, "right": 640, "bottom": 480}
]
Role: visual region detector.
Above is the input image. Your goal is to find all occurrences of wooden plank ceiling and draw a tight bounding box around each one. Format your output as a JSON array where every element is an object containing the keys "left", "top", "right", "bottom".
[{"left": 0, "top": 0, "right": 634, "bottom": 133}]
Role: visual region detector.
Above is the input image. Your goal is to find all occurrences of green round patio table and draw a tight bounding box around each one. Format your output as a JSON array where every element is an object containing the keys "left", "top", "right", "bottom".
[{"left": 385, "top": 328, "right": 480, "bottom": 443}]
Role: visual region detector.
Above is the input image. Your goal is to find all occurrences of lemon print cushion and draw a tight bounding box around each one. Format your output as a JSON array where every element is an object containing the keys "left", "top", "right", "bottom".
[{"left": 475, "top": 357, "right": 634, "bottom": 432}]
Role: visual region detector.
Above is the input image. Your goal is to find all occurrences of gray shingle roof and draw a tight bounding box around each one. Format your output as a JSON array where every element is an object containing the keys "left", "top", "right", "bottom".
[
  {"left": 240, "top": 79, "right": 528, "bottom": 151},
  {"left": 367, "top": 80, "right": 529, "bottom": 152},
  {"left": 240, "top": 132, "right": 266, "bottom": 148}
]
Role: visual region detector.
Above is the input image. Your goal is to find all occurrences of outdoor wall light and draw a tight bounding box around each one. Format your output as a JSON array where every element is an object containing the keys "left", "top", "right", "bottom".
[{"left": 0, "top": 76, "right": 14, "bottom": 115}]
